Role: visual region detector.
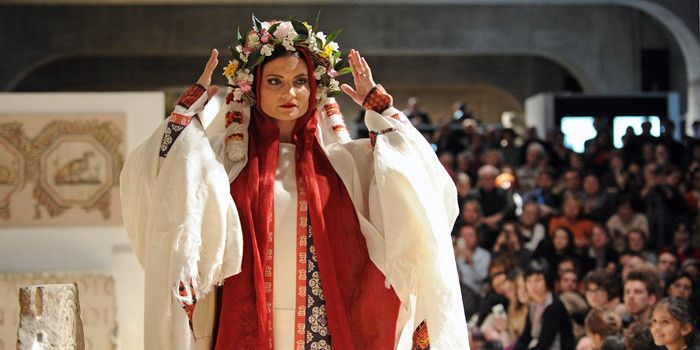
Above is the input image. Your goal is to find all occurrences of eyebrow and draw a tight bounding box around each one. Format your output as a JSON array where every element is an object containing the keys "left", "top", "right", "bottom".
[{"left": 264, "top": 73, "right": 308, "bottom": 78}]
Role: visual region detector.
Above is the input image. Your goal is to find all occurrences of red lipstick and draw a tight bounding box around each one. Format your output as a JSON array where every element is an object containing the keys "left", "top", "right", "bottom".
[{"left": 280, "top": 103, "right": 296, "bottom": 108}]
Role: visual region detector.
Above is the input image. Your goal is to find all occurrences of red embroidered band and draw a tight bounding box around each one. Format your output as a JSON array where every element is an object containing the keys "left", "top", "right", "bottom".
[
  {"left": 362, "top": 84, "right": 392, "bottom": 113},
  {"left": 323, "top": 103, "right": 341, "bottom": 117},
  {"left": 177, "top": 84, "right": 206, "bottom": 109},
  {"left": 294, "top": 179, "right": 309, "bottom": 349}
]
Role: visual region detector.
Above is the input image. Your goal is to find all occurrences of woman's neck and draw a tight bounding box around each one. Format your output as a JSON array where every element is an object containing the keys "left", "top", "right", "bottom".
[
  {"left": 666, "top": 340, "right": 688, "bottom": 350},
  {"left": 273, "top": 119, "right": 296, "bottom": 143}
]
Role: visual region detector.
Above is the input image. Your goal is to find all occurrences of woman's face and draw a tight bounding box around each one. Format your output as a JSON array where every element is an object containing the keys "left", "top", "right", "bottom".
[
  {"left": 259, "top": 54, "right": 310, "bottom": 123},
  {"left": 591, "top": 226, "right": 608, "bottom": 248},
  {"left": 651, "top": 305, "right": 693, "bottom": 347},
  {"left": 668, "top": 276, "right": 693, "bottom": 300},
  {"left": 628, "top": 231, "right": 645, "bottom": 252},
  {"left": 583, "top": 175, "right": 600, "bottom": 195},
  {"left": 462, "top": 202, "right": 480, "bottom": 224},
  {"left": 584, "top": 282, "right": 610, "bottom": 310},
  {"left": 553, "top": 229, "right": 569, "bottom": 251},
  {"left": 526, "top": 273, "right": 548, "bottom": 300}
]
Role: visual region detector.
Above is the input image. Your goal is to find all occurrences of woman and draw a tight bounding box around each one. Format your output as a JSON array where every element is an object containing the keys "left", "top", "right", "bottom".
[
  {"left": 514, "top": 258, "right": 575, "bottom": 350},
  {"left": 587, "top": 224, "right": 619, "bottom": 271},
  {"left": 665, "top": 272, "right": 700, "bottom": 323},
  {"left": 481, "top": 268, "right": 529, "bottom": 350},
  {"left": 581, "top": 269, "right": 626, "bottom": 319},
  {"left": 533, "top": 227, "right": 591, "bottom": 273},
  {"left": 576, "top": 310, "right": 622, "bottom": 350},
  {"left": 650, "top": 297, "right": 698, "bottom": 350},
  {"left": 121, "top": 18, "right": 467, "bottom": 349}
]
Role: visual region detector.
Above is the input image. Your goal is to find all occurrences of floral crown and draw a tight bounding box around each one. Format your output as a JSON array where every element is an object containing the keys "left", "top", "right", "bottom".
[{"left": 223, "top": 16, "right": 351, "bottom": 106}]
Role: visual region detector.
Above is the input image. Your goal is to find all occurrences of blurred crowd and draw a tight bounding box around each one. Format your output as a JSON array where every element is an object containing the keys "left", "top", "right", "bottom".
[{"left": 397, "top": 98, "right": 700, "bottom": 349}]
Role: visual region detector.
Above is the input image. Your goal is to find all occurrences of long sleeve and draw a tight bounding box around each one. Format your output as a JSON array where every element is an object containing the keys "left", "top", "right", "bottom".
[{"left": 120, "top": 84, "right": 243, "bottom": 349}]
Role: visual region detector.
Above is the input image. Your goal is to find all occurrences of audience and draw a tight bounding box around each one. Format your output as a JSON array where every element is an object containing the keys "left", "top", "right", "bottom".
[
  {"left": 650, "top": 297, "right": 697, "bottom": 350},
  {"left": 419, "top": 112, "right": 700, "bottom": 348}
]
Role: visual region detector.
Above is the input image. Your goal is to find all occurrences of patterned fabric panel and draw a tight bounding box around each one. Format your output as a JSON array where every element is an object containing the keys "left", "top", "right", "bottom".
[
  {"left": 159, "top": 113, "right": 192, "bottom": 158},
  {"left": 177, "top": 84, "right": 206, "bottom": 109},
  {"left": 305, "top": 223, "right": 331, "bottom": 349},
  {"left": 362, "top": 84, "right": 392, "bottom": 113},
  {"left": 412, "top": 320, "right": 430, "bottom": 350}
]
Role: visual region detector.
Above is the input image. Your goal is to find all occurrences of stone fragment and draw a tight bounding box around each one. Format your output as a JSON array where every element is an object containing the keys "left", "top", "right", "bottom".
[{"left": 16, "top": 283, "right": 85, "bottom": 350}]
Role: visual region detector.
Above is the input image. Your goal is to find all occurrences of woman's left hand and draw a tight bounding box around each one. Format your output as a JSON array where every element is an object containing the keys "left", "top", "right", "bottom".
[{"left": 341, "top": 49, "right": 377, "bottom": 106}]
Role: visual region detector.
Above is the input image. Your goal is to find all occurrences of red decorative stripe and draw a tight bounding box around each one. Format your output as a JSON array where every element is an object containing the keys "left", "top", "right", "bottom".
[
  {"left": 331, "top": 124, "right": 346, "bottom": 132},
  {"left": 412, "top": 320, "right": 430, "bottom": 349},
  {"left": 225, "top": 111, "right": 244, "bottom": 127},
  {"left": 169, "top": 113, "right": 192, "bottom": 126},
  {"left": 323, "top": 103, "right": 341, "bottom": 117},
  {"left": 264, "top": 210, "right": 274, "bottom": 349},
  {"left": 294, "top": 179, "right": 309, "bottom": 348},
  {"left": 177, "top": 84, "right": 206, "bottom": 109}
]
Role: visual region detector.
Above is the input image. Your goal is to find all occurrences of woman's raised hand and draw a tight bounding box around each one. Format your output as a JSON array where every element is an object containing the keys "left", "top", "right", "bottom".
[
  {"left": 341, "top": 49, "right": 376, "bottom": 106},
  {"left": 197, "top": 49, "right": 220, "bottom": 101}
]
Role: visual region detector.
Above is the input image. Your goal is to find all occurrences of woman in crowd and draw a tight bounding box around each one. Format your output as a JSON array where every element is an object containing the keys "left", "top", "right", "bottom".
[
  {"left": 514, "top": 258, "right": 574, "bottom": 350},
  {"left": 626, "top": 228, "right": 658, "bottom": 264},
  {"left": 587, "top": 224, "right": 619, "bottom": 271},
  {"left": 533, "top": 227, "right": 590, "bottom": 274},
  {"left": 650, "top": 297, "right": 697, "bottom": 350},
  {"left": 481, "top": 268, "right": 530, "bottom": 349},
  {"left": 581, "top": 269, "right": 626, "bottom": 319},
  {"left": 576, "top": 310, "right": 623, "bottom": 350}
]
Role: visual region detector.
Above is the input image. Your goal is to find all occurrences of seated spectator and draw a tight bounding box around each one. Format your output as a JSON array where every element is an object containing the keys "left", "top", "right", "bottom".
[
  {"left": 522, "top": 168, "right": 562, "bottom": 220},
  {"left": 657, "top": 251, "right": 679, "bottom": 285},
  {"left": 533, "top": 227, "right": 591, "bottom": 275},
  {"left": 454, "top": 199, "right": 494, "bottom": 248},
  {"left": 519, "top": 202, "right": 547, "bottom": 252},
  {"left": 606, "top": 196, "right": 649, "bottom": 252},
  {"left": 514, "top": 258, "right": 574, "bottom": 350},
  {"left": 557, "top": 270, "right": 589, "bottom": 340},
  {"left": 455, "top": 224, "right": 491, "bottom": 314},
  {"left": 577, "top": 310, "right": 623, "bottom": 350},
  {"left": 481, "top": 268, "right": 529, "bottom": 349},
  {"left": 667, "top": 222, "right": 700, "bottom": 265},
  {"left": 549, "top": 195, "right": 595, "bottom": 249},
  {"left": 626, "top": 229, "right": 658, "bottom": 264},
  {"left": 587, "top": 224, "right": 619, "bottom": 271},
  {"left": 623, "top": 268, "right": 661, "bottom": 326},
  {"left": 402, "top": 96, "right": 431, "bottom": 127},
  {"left": 456, "top": 172, "right": 472, "bottom": 211},
  {"left": 650, "top": 297, "right": 697, "bottom": 350},
  {"left": 619, "top": 251, "right": 647, "bottom": 280},
  {"left": 517, "top": 142, "right": 546, "bottom": 193},
  {"left": 492, "top": 221, "right": 532, "bottom": 268},
  {"left": 580, "top": 173, "right": 615, "bottom": 223},
  {"left": 598, "top": 335, "right": 626, "bottom": 350},
  {"left": 558, "top": 256, "right": 588, "bottom": 284},
  {"left": 582, "top": 269, "right": 626, "bottom": 319},
  {"left": 665, "top": 272, "right": 699, "bottom": 320},
  {"left": 624, "top": 319, "right": 661, "bottom": 350},
  {"left": 477, "top": 255, "right": 518, "bottom": 327},
  {"left": 642, "top": 163, "right": 688, "bottom": 250},
  {"left": 467, "top": 165, "right": 515, "bottom": 248},
  {"left": 556, "top": 169, "right": 583, "bottom": 200}
]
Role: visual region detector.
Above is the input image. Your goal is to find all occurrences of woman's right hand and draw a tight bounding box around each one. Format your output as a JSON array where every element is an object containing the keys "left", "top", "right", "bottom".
[{"left": 197, "top": 49, "right": 220, "bottom": 103}]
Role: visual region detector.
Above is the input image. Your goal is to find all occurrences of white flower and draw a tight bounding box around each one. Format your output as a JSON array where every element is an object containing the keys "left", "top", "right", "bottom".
[
  {"left": 307, "top": 36, "right": 317, "bottom": 50},
  {"left": 327, "top": 41, "right": 339, "bottom": 51},
  {"left": 260, "top": 21, "right": 270, "bottom": 31},
  {"left": 315, "top": 85, "right": 328, "bottom": 101},
  {"left": 329, "top": 79, "right": 339, "bottom": 91},
  {"left": 274, "top": 22, "right": 297, "bottom": 40},
  {"left": 233, "top": 88, "right": 243, "bottom": 101},
  {"left": 236, "top": 69, "right": 253, "bottom": 84},
  {"left": 314, "top": 66, "right": 327, "bottom": 80},
  {"left": 260, "top": 44, "right": 274, "bottom": 56},
  {"left": 315, "top": 31, "right": 327, "bottom": 41},
  {"left": 282, "top": 38, "right": 296, "bottom": 51}
]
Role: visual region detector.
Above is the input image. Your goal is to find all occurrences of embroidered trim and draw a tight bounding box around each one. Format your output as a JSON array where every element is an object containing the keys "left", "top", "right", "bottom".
[
  {"left": 294, "top": 179, "right": 309, "bottom": 349},
  {"left": 177, "top": 279, "right": 197, "bottom": 321},
  {"left": 412, "top": 320, "right": 430, "bottom": 350},
  {"left": 362, "top": 84, "right": 392, "bottom": 113},
  {"left": 304, "top": 222, "right": 331, "bottom": 348},
  {"left": 177, "top": 84, "right": 206, "bottom": 109},
  {"left": 368, "top": 127, "right": 397, "bottom": 147},
  {"left": 323, "top": 103, "right": 341, "bottom": 117},
  {"left": 264, "top": 211, "right": 274, "bottom": 348},
  {"left": 159, "top": 121, "right": 186, "bottom": 158}
]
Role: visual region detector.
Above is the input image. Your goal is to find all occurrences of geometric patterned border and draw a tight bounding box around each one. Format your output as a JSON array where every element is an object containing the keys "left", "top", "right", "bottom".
[
  {"left": 31, "top": 120, "right": 123, "bottom": 219},
  {"left": 0, "top": 122, "right": 29, "bottom": 220}
]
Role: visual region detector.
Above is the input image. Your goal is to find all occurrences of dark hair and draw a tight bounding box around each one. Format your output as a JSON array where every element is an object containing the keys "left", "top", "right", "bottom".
[
  {"left": 583, "top": 269, "right": 621, "bottom": 299},
  {"left": 666, "top": 271, "right": 697, "bottom": 298},
  {"left": 252, "top": 46, "right": 310, "bottom": 99},
  {"left": 625, "top": 269, "right": 661, "bottom": 298},
  {"left": 653, "top": 297, "right": 696, "bottom": 346},
  {"left": 624, "top": 320, "right": 658, "bottom": 350},
  {"left": 525, "top": 258, "right": 554, "bottom": 290},
  {"left": 600, "top": 335, "right": 626, "bottom": 350}
]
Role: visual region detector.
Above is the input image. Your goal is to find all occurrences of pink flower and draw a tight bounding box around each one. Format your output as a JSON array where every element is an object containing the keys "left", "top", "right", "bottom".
[
  {"left": 242, "top": 46, "right": 252, "bottom": 55},
  {"left": 261, "top": 32, "right": 272, "bottom": 43},
  {"left": 328, "top": 69, "right": 338, "bottom": 78},
  {"left": 238, "top": 83, "right": 252, "bottom": 92}
]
